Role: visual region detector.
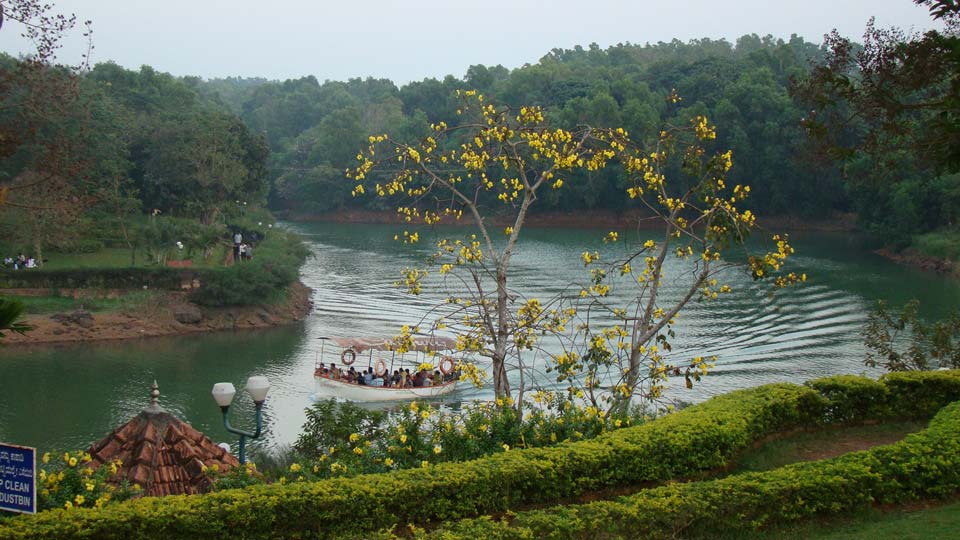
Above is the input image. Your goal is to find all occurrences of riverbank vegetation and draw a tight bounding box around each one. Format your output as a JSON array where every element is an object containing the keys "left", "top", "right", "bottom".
[{"left": 1, "top": 2, "right": 956, "bottom": 270}]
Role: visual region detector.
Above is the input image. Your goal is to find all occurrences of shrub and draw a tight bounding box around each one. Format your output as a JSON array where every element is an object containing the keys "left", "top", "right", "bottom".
[
  {"left": 0, "top": 267, "right": 196, "bottom": 290},
  {"left": 806, "top": 374, "right": 890, "bottom": 422},
  {"left": 394, "top": 400, "right": 960, "bottom": 540},
  {"left": 189, "top": 229, "right": 307, "bottom": 307},
  {"left": 3, "top": 371, "right": 959, "bottom": 540}
]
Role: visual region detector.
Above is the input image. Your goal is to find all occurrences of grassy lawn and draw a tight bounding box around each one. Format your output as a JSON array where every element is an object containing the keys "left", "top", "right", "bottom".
[
  {"left": 711, "top": 499, "right": 960, "bottom": 539},
  {"left": 23, "top": 245, "right": 230, "bottom": 270},
  {"left": 731, "top": 420, "right": 926, "bottom": 473},
  {"left": 708, "top": 420, "right": 956, "bottom": 539},
  {"left": 6, "top": 290, "right": 159, "bottom": 314}
]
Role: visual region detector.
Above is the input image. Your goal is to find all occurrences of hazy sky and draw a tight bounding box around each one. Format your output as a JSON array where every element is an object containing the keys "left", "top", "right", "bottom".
[{"left": 0, "top": 0, "right": 943, "bottom": 84}]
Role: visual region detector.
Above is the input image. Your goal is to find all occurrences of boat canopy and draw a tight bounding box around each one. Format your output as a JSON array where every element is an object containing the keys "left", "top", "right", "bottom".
[{"left": 323, "top": 336, "right": 458, "bottom": 353}]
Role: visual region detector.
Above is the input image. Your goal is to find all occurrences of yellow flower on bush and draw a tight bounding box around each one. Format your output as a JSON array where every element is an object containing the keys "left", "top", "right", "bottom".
[
  {"left": 399, "top": 434, "right": 408, "bottom": 444},
  {"left": 502, "top": 444, "right": 510, "bottom": 452},
  {"left": 289, "top": 463, "right": 302, "bottom": 473},
  {"left": 74, "top": 495, "right": 85, "bottom": 506},
  {"left": 64, "top": 501, "right": 73, "bottom": 510},
  {"left": 349, "top": 433, "right": 361, "bottom": 443},
  {"left": 420, "top": 460, "right": 429, "bottom": 468},
  {"left": 85, "top": 482, "right": 95, "bottom": 492},
  {"left": 353, "top": 447, "right": 364, "bottom": 455},
  {"left": 433, "top": 445, "right": 442, "bottom": 455},
  {"left": 42, "top": 452, "right": 50, "bottom": 464},
  {"left": 68, "top": 457, "right": 78, "bottom": 468},
  {"left": 420, "top": 410, "right": 430, "bottom": 420},
  {"left": 384, "top": 458, "right": 394, "bottom": 467}
]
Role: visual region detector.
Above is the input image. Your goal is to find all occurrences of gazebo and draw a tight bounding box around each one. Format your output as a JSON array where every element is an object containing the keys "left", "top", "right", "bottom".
[{"left": 87, "top": 382, "right": 240, "bottom": 496}]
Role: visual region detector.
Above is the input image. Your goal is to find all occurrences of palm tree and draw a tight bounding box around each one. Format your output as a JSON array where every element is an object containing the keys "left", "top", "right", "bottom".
[{"left": 0, "top": 297, "right": 32, "bottom": 338}]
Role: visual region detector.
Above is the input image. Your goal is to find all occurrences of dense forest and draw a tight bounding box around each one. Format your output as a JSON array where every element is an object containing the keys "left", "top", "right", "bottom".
[
  {"left": 203, "top": 35, "right": 847, "bottom": 219},
  {"left": 1, "top": 14, "right": 957, "bottom": 258}
]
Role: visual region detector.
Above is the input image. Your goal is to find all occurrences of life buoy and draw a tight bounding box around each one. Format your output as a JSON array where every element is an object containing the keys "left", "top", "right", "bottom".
[
  {"left": 439, "top": 356, "right": 456, "bottom": 376},
  {"left": 341, "top": 349, "right": 356, "bottom": 365},
  {"left": 374, "top": 359, "right": 388, "bottom": 377}
]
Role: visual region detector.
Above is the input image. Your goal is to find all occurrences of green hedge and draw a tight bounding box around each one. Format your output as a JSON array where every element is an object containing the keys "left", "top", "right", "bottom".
[
  {"left": 3, "top": 371, "right": 959, "bottom": 540},
  {"left": 0, "top": 267, "right": 200, "bottom": 291},
  {"left": 391, "top": 397, "right": 960, "bottom": 540}
]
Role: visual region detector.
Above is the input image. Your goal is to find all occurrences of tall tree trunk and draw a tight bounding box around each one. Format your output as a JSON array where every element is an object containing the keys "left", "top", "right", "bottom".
[{"left": 493, "top": 267, "right": 511, "bottom": 398}]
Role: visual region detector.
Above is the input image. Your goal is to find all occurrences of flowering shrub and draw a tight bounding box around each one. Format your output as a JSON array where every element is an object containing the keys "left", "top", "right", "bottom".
[
  {"left": 274, "top": 396, "right": 644, "bottom": 483},
  {"left": 36, "top": 451, "right": 137, "bottom": 511}
]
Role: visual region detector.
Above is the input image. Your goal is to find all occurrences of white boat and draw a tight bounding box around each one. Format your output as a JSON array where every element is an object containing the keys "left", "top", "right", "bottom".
[
  {"left": 313, "top": 336, "right": 460, "bottom": 402},
  {"left": 315, "top": 375, "right": 458, "bottom": 402}
]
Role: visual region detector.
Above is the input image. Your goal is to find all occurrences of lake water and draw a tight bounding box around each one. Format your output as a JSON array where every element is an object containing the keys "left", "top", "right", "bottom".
[{"left": 1, "top": 221, "right": 958, "bottom": 456}]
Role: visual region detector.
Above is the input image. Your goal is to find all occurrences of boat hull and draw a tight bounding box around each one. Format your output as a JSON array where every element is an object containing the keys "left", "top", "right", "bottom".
[{"left": 314, "top": 376, "right": 458, "bottom": 402}]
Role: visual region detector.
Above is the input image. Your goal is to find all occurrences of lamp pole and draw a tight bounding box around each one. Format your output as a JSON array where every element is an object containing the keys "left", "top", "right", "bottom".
[{"left": 211, "top": 376, "right": 270, "bottom": 465}]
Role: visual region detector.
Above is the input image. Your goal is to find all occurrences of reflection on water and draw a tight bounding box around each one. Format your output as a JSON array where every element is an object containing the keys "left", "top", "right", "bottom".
[{"left": 1, "top": 222, "right": 958, "bottom": 454}]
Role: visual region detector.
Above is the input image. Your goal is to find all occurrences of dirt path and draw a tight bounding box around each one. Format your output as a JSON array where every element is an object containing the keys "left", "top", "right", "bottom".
[{"left": 3, "top": 281, "right": 313, "bottom": 345}]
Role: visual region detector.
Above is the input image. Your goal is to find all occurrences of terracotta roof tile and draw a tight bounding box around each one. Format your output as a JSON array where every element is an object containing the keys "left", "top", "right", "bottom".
[{"left": 87, "top": 407, "right": 240, "bottom": 498}]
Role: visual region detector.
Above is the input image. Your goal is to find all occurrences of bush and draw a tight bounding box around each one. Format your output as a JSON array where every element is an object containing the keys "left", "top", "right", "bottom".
[
  {"left": 3, "top": 371, "right": 959, "bottom": 540},
  {"left": 0, "top": 267, "right": 198, "bottom": 290},
  {"left": 189, "top": 229, "right": 307, "bottom": 307},
  {"left": 398, "top": 399, "right": 960, "bottom": 540},
  {"left": 806, "top": 375, "right": 890, "bottom": 422}
]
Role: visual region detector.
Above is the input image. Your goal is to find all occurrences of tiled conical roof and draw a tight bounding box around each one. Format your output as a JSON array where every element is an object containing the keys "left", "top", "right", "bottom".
[{"left": 87, "top": 382, "right": 239, "bottom": 497}]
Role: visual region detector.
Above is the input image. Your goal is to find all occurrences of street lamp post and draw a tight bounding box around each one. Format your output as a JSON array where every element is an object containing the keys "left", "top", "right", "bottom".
[{"left": 211, "top": 376, "right": 270, "bottom": 465}]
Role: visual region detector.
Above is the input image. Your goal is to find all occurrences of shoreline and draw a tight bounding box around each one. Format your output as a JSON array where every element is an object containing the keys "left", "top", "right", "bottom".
[
  {"left": 2, "top": 281, "right": 313, "bottom": 346},
  {"left": 289, "top": 209, "right": 960, "bottom": 278},
  {"left": 283, "top": 209, "right": 859, "bottom": 233},
  {"left": 875, "top": 247, "right": 958, "bottom": 277}
]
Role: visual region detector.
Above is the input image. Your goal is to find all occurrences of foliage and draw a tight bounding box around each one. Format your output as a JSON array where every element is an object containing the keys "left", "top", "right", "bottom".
[
  {"left": 34, "top": 450, "right": 137, "bottom": 512},
  {"left": 864, "top": 299, "right": 960, "bottom": 371},
  {"left": 0, "top": 296, "right": 30, "bottom": 337},
  {"left": 189, "top": 228, "right": 308, "bottom": 306},
  {"left": 0, "top": 267, "right": 193, "bottom": 290},
  {"left": 283, "top": 397, "right": 641, "bottom": 482},
  {"left": 2, "top": 372, "right": 959, "bottom": 538},
  {"left": 351, "top": 90, "right": 803, "bottom": 409},
  {"left": 137, "top": 215, "right": 224, "bottom": 265},
  {"left": 794, "top": 1, "right": 960, "bottom": 244},
  {"left": 384, "top": 398, "right": 960, "bottom": 540}
]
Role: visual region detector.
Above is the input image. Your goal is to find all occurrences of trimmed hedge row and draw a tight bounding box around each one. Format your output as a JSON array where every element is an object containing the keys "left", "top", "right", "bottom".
[
  {"left": 391, "top": 394, "right": 960, "bottom": 540},
  {"left": 2, "top": 371, "right": 958, "bottom": 540},
  {"left": 0, "top": 267, "right": 200, "bottom": 291}
]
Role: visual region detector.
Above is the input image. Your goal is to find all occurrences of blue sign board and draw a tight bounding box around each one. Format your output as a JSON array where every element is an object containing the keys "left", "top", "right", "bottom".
[{"left": 0, "top": 442, "right": 36, "bottom": 514}]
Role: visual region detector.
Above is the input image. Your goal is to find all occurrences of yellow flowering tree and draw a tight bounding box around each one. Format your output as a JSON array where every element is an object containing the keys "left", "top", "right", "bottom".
[
  {"left": 350, "top": 90, "right": 629, "bottom": 398},
  {"left": 350, "top": 91, "right": 802, "bottom": 405},
  {"left": 552, "top": 107, "right": 805, "bottom": 412}
]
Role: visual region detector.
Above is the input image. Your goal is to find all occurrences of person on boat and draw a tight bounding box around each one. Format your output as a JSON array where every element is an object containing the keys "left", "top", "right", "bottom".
[
  {"left": 330, "top": 363, "right": 341, "bottom": 380},
  {"left": 399, "top": 369, "right": 409, "bottom": 388},
  {"left": 391, "top": 370, "right": 400, "bottom": 387},
  {"left": 432, "top": 370, "right": 443, "bottom": 386},
  {"left": 363, "top": 368, "right": 375, "bottom": 386},
  {"left": 382, "top": 375, "right": 391, "bottom": 388}
]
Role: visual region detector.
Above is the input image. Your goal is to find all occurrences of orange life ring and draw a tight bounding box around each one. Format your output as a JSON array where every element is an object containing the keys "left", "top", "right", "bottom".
[
  {"left": 374, "top": 359, "right": 388, "bottom": 377},
  {"left": 341, "top": 349, "right": 356, "bottom": 365},
  {"left": 439, "top": 356, "right": 456, "bottom": 376}
]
